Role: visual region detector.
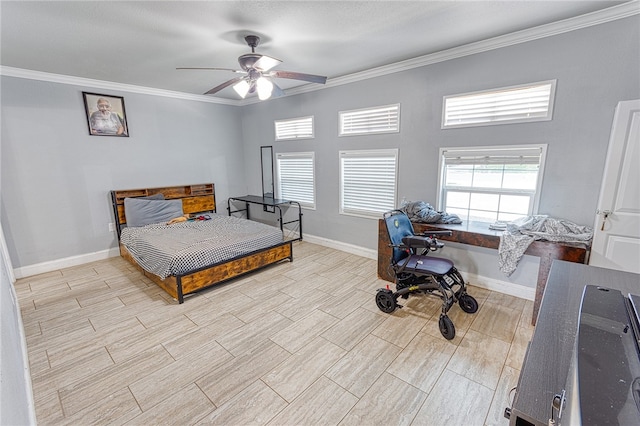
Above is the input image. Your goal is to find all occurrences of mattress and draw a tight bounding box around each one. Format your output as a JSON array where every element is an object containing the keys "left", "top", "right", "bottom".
[{"left": 120, "top": 213, "right": 284, "bottom": 279}]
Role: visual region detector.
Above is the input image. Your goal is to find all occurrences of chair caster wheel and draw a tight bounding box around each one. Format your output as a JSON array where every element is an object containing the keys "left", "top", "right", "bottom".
[
  {"left": 458, "top": 294, "right": 479, "bottom": 314},
  {"left": 375, "top": 289, "right": 397, "bottom": 313},
  {"left": 438, "top": 315, "right": 455, "bottom": 340}
]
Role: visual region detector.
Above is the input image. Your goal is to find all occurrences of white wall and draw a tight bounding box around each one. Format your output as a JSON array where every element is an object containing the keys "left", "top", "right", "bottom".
[
  {"left": 0, "top": 239, "right": 35, "bottom": 425},
  {"left": 240, "top": 15, "right": 640, "bottom": 290},
  {"left": 2, "top": 13, "right": 638, "bottom": 287},
  {"left": 1, "top": 79, "right": 246, "bottom": 271},
  {"left": 1, "top": 121, "right": 35, "bottom": 424}
]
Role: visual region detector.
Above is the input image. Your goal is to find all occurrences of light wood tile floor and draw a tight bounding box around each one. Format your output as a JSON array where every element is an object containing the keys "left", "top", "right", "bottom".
[{"left": 16, "top": 241, "right": 534, "bottom": 425}]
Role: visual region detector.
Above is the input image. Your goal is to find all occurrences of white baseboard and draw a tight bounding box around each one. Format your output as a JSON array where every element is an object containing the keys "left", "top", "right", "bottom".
[
  {"left": 13, "top": 237, "right": 534, "bottom": 301},
  {"left": 461, "top": 272, "right": 535, "bottom": 301},
  {"left": 302, "top": 233, "right": 535, "bottom": 301},
  {"left": 301, "top": 234, "right": 378, "bottom": 260},
  {"left": 13, "top": 247, "right": 120, "bottom": 279}
]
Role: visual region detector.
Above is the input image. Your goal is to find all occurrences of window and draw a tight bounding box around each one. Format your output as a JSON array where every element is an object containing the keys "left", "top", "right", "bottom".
[
  {"left": 340, "top": 149, "right": 398, "bottom": 218},
  {"left": 275, "top": 116, "right": 314, "bottom": 140},
  {"left": 442, "top": 80, "right": 556, "bottom": 128},
  {"left": 276, "top": 152, "right": 315, "bottom": 209},
  {"left": 339, "top": 104, "right": 400, "bottom": 136},
  {"left": 438, "top": 145, "right": 547, "bottom": 223}
]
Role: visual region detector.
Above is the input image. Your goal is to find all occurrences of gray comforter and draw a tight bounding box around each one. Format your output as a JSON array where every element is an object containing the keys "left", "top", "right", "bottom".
[{"left": 400, "top": 200, "right": 462, "bottom": 224}]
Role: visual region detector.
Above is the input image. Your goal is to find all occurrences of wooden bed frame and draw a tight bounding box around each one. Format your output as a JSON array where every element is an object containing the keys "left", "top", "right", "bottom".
[{"left": 111, "top": 183, "right": 293, "bottom": 303}]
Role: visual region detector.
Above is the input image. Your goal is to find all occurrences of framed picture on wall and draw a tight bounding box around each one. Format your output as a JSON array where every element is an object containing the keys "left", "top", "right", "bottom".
[{"left": 82, "top": 92, "right": 129, "bottom": 137}]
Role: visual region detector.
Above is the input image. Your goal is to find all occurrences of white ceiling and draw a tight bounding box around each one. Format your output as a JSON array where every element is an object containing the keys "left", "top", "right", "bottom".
[{"left": 0, "top": 1, "right": 635, "bottom": 101}]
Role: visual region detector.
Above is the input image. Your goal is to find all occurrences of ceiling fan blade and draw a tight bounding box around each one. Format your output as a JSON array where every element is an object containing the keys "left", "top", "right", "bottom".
[
  {"left": 271, "top": 70, "right": 327, "bottom": 84},
  {"left": 204, "top": 77, "right": 245, "bottom": 95},
  {"left": 177, "top": 67, "right": 246, "bottom": 74},
  {"left": 253, "top": 55, "right": 282, "bottom": 72},
  {"left": 271, "top": 81, "right": 285, "bottom": 98}
]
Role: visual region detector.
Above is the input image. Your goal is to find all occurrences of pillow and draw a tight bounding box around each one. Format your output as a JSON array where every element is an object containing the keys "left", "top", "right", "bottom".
[{"left": 124, "top": 197, "right": 183, "bottom": 227}]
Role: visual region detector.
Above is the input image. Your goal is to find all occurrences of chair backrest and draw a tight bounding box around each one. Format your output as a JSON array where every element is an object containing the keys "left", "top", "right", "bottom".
[{"left": 384, "top": 210, "right": 415, "bottom": 263}]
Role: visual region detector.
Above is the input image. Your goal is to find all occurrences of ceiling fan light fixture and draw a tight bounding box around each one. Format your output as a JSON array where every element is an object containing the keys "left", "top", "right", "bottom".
[
  {"left": 257, "top": 77, "right": 274, "bottom": 100},
  {"left": 232, "top": 79, "right": 251, "bottom": 98},
  {"left": 254, "top": 55, "right": 281, "bottom": 72},
  {"left": 181, "top": 34, "right": 327, "bottom": 98}
]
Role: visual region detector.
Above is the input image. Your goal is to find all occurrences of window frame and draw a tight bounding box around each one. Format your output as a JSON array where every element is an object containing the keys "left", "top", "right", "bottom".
[
  {"left": 274, "top": 116, "right": 314, "bottom": 141},
  {"left": 339, "top": 148, "right": 399, "bottom": 219},
  {"left": 437, "top": 144, "right": 547, "bottom": 223},
  {"left": 275, "top": 151, "right": 316, "bottom": 210},
  {"left": 339, "top": 103, "right": 400, "bottom": 136},
  {"left": 442, "top": 80, "right": 557, "bottom": 129}
]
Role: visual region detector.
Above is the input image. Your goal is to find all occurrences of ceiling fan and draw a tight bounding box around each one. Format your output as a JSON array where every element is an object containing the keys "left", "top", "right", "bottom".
[{"left": 178, "top": 35, "right": 327, "bottom": 100}]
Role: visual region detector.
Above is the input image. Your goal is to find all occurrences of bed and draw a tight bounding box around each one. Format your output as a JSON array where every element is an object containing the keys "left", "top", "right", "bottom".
[{"left": 111, "top": 183, "right": 293, "bottom": 303}]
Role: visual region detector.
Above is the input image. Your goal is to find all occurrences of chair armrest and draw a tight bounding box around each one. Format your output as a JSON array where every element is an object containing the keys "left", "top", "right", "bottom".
[
  {"left": 402, "top": 235, "right": 444, "bottom": 250},
  {"left": 416, "top": 230, "right": 453, "bottom": 237}
]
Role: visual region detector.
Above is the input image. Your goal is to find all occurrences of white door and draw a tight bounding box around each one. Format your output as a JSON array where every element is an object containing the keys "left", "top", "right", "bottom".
[{"left": 589, "top": 99, "right": 640, "bottom": 274}]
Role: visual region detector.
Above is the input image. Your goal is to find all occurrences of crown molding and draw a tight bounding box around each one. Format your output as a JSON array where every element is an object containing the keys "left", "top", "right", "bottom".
[
  {"left": 2, "top": 1, "right": 637, "bottom": 105},
  {"left": 0, "top": 66, "right": 242, "bottom": 106},
  {"left": 288, "top": 0, "right": 640, "bottom": 94}
]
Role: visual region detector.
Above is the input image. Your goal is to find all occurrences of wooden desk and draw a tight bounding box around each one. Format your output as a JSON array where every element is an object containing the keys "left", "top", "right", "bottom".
[
  {"left": 508, "top": 261, "right": 640, "bottom": 425},
  {"left": 377, "top": 220, "right": 589, "bottom": 325}
]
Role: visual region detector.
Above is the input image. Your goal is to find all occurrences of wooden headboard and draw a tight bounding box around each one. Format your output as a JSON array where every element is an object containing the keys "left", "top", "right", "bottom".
[{"left": 110, "top": 183, "right": 216, "bottom": 236}]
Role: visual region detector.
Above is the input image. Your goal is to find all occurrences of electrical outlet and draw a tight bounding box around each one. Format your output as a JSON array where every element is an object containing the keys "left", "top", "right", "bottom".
[{"left": 108, "top": 223, "right": 116, "bottom": 232}]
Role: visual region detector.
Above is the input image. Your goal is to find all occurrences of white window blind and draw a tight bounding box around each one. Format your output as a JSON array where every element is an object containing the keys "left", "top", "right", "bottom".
[
  {"left": 340, "top": 149, "right": 398, "bottom": 218},
  {"left": 276, "top": 152, "right": 315, "bottom": 209},
  {"left": 275, "top": 116, "right": 314, "bottom": 140},
  {"left": 438, "top": 145, "right": 547, "bottom": 223},
  {"left": 339, "top": 104, "right": 400, "bottom": 136},
  {"left": 442, "top": 80, "right": 556, "bottom": 128},
  {"left": 442, "top": 147, "right": 543, "bottom": 165}
]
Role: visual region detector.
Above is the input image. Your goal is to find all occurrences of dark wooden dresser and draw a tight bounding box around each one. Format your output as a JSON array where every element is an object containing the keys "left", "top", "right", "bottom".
[{"left": 508, "top": 261, "right": 640, "bottom": 425}]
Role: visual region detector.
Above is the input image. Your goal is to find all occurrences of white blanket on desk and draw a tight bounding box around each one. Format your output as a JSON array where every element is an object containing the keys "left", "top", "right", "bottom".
[{"left": 498, "top": 215, "right": 593, "bottom": 276}]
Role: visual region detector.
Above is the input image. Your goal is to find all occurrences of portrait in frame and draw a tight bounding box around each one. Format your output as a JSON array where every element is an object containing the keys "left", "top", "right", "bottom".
[{"left": 82, "top": 92, "right": 129, "bottom": 137}]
